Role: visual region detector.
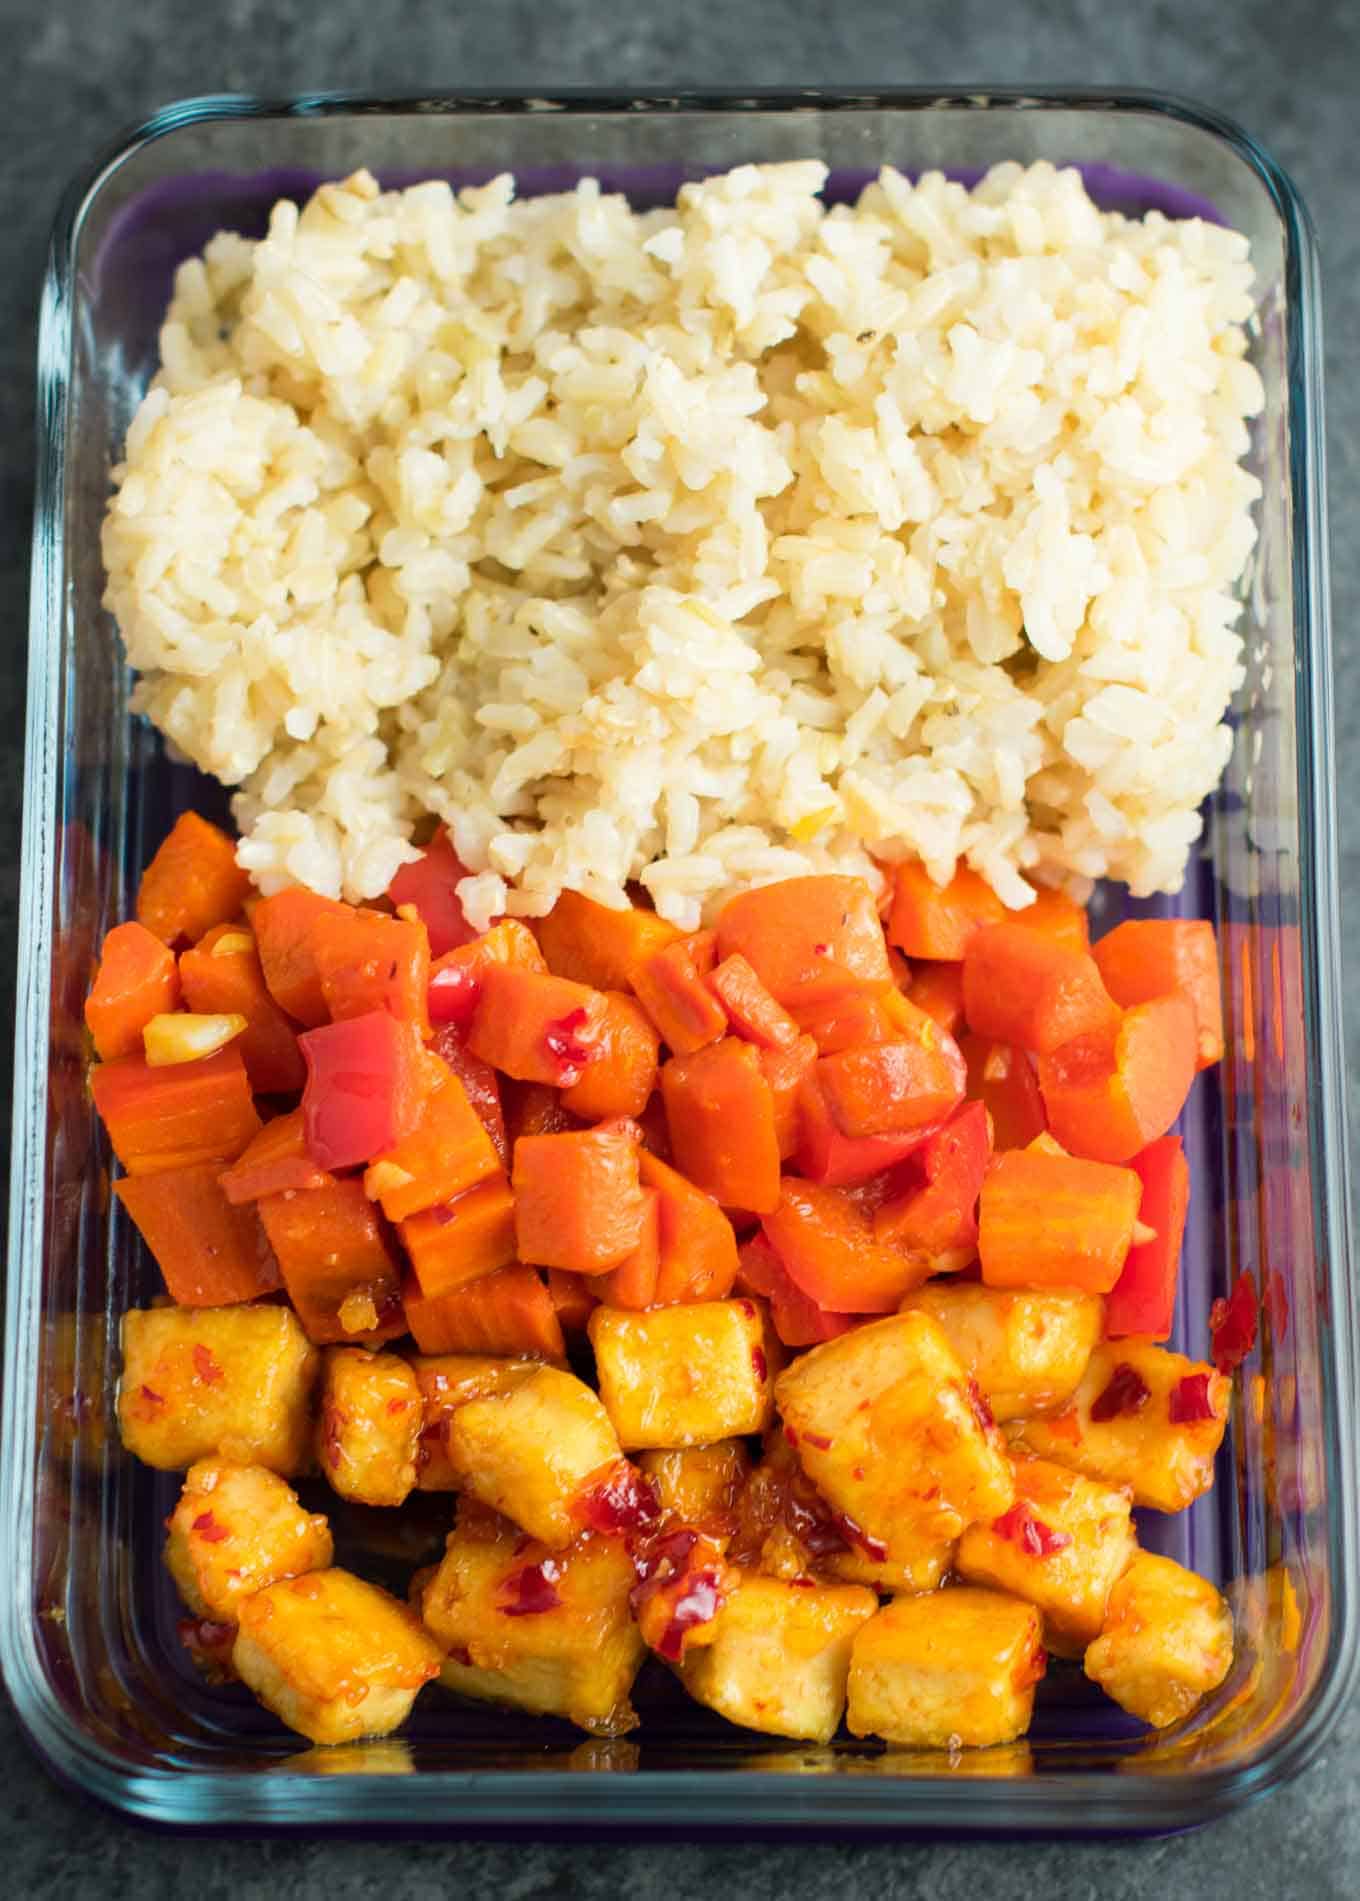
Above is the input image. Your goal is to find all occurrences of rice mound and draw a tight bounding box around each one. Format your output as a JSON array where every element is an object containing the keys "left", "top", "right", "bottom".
[{"left": 101, "top": 161, "right": 1263, "bottom": 931}]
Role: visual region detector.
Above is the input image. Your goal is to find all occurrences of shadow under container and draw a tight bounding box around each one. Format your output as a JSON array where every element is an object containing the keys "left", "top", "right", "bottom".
[{"left": 4, "top": 87, "right": 1355, "bottom": 1833}]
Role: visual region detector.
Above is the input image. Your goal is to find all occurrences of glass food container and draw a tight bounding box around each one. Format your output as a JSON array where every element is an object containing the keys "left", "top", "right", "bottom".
[{"left": 4, "top": 88, "right": 1354, "bottom": 1833}]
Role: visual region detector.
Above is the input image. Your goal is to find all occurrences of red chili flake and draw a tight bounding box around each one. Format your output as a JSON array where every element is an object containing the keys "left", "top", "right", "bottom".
[
  {"left": 813, "top": 943, "right": 830, "bottom": 956},
  {"left": 751, "top": 1346, "right": 768, "bottom": 1383},
  {"left": 630, "top": 1527, "right": 699, "bottom": 1589},
  {"left": 802, "top": 1432, "right": 832, "bottom": 1451},
  {"left": 544, "top": 1008, "right": 594, "bottom": 1084},
  {"left": 831, "top": 1509, "right": 887, "bottom": 1564},
  {"left": 139, "top": 1385, "right": 164, "bottom": 1407},
  {"left": 192, "top": 1345, "right": 223, "bottom": 1386},
  {"left": 1209, "top": 1273, "right": 1258, "bottom": 1376},
  {"left": 428, "top": 963, "right": 481, "bottom": 1029},
  {"left": 177, "top": 1617, "right": 236, "bottom": 1680},
  {"left": 448, "top": 1645, "right": 473, "bottom": 1667},
  {"left": 737, "top": 1299, "right": 756, "bottom": 1320},
  {"left": 783, "top": 1425, "right": 799, "bottom": 1447},
  {"left": 386, "top": 1395, "right": 411, "bottom": 1415},
  {"left": 578, "top": 1462, "right": 661, "bottom": 1536},
  {"left": 1169, "top": 1372, "right": 1219, "bottom": 1424},
  {"left": 789, "top": 1576, "right": 816, "bottom": 1589},
  {"left": 656, "top": 1568, "right": 723, "bottom": 1662},
  {"left": 992, "top": 1501, "right": 1073, "bottom": 1559},
  {"left": 785, "top": 1487, "right": 849, "bottom": 1560},
  {"left": 1090, "top": 1363, "right": 1152, "bottom": 1423},
  {"left": 501, "top": 1559, "right": 563, "bottom": 1617},
  {"left": 966, "top": 1377, "right": 995, "bottom": 1434},
  {"left": 191, "top": 1510, "right": 230, "bottom": 1545}
]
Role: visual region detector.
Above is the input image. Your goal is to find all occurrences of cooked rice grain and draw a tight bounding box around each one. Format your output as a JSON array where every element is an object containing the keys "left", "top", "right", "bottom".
[{"left": 102, "top": 161, "right": 1262, "bottom": 929}]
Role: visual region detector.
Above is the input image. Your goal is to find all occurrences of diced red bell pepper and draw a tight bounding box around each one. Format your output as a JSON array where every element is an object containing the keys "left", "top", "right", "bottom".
[
  {"left": 736, "top": 1232, "right": 856, "bottom": 1349},
  {"left": 794, "top": 1071, "right": 941, "bottom": 1186},
  {"left": 762, "top": 1178, "right": 930, "bottom": 1313},
  {"left": 387, "top": 826, "right": 482, "bottom": 957},
  {"left": 1037, "top": 994, "right": 1198, "bottom": 1164},
  {"left": 960, "top": 1034, "right": 1047, "bottom": 1150},
  {"left": 873, "top": 1100, "right": 991, "bottom": 1263},
  {"left": 1104, "top": 1135, "right": 1190, "bottom": 1341},
  {"left": 299, "top": 1010, "right": 429, "bottom": 1171}
]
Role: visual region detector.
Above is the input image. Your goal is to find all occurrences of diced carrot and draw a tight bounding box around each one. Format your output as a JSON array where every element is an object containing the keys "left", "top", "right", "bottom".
[
  {"left": 1091, "top": 919, "right": 1224, "bottom": 1071},
  {"left": 906, "top": 960, "right": 966, "bottom": 1037},
  {"left": 219, "top": 1110, "right": 334, "bottom": 1205},
  {"left": 632, "top": 933, "right": 728, "bottom": 1056},
  {"left": 300, "top": 1012, "right": 430, "bottom": 1170},
  {"left": 762, "top": 1179, "right": 929, "bottom": 1313},
  {"left": 512, "top": 1120, "right": 648, "bottom": 1273},
  {"left": 759, "top": 1034, "right": 819, "bottom": 1160},
  {"left": 503, "top": 1081, "right": 579, "bottom": 1145},
  {"left": 400, "top": 1177, "right": 517, "bottom": 1297},
  {"left": 252, "top": 888, "right": 353, "bottom": 1027},
  {"left": 257, "top": 1177, "right": 405, "bottom": 1345},
  {"left": 641, "top": 1150, "right": 740, "bottom": 1305},
  {"left": 1016, "top": 886, "right": 1090, "bottom": 953},
  {"left": 136, "top": 812, "right": 252, "bottom": 949},
  {"left": 791, "top": 989, "right": 901, "bottom": 1055},
  {"left": 815, "top": 998, "right": 966, "bottom": 1139},
  {"left": 467, "top": 966, "right": 609, "bottom": 1088},
  {"left": 1037, "top": 994, "right": 1198, "bottom": 1165},
  {"left": 963, "top": 923, "right": 1120, "bottom": 1055},
  {"left": 886, "top": 860, "right": 1006, "bottom": 961},
  {"left": 179, "top": 922, "right": 306, "bottom": 1094},
  {"left": 736, "top": 1231, "right": 857, "bottom": 1348},
  {"left": 660, "top": 1038, "right": 782, "bottom": 1214},
  {"left": 91, "top": 1045, "right": 261, "bottom": 1176},
  {"left": 873, "top": 1100, "right": 991, "bottom": 1266},
  {"left": 85, "top": 921, "right": 181, "bottom": 1062},
  {"left": 427, "top": 919, "right": 548, "bottom": 1032},
  {"left": 364, "top": 1058, "right": 503, "bottom": 1221},
  {"left": 386, "top": 826, "right": 481, "bottom": 957},
  {"left": 960, "top": 1034, "right": 1048, "bottom": 1151},
  {"left": 978, "top": 1147, "right": 1141, "bottom": 1293},
  {"left": 547, "top": 1266, "right": 599, "bottom": 1334},
  {"left": 402, "top": 1264, "right": 565, "bottom": 1360},
  {"left": 115, "top": 1162, "right": 280, "bottom": 1307},
  {"left": 794, "top": 1071, "right": 941, "bottom": 1187},
  {"left": 429, "top": 1024, "right": 508, "bottom": 1168},
  {"left": 1104, "top": 1136, "right": 1190, "bottom": 1341},
  {"left": 706, "top": 954, "right": 800, "bottom": 1050},
  {"left": 589, "top": 1189, "right": 662, "bottom": 1310},
  {"left": 560, "top": 991, "right": 660, "bottom": 1120},
  {"left": 715, "top": 876, "right": 892, "bottom": 1008},
  {"left": 311, "top": 907, "right": 432, "bottom": 1033},
  {"left": 537, "top": 890, "right": 683, "bottom": 993}
]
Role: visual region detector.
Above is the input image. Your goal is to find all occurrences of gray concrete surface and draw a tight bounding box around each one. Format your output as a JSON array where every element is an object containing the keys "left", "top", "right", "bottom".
[{"left": 1, "top": 0, "right": 1356, "bottom": 1892}]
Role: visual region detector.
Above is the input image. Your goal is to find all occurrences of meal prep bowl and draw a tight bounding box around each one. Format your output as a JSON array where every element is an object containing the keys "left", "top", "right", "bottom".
[{"left": 4, "top": 87, "right": 1354, "bottom": 1834}]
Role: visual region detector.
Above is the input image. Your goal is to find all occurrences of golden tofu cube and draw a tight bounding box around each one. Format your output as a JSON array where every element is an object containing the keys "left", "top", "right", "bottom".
[
  {"left": 1084, "top": 1551, "right": 1234, "bottom": 1728},
  {"left": 589, "top": 1299, "right": 779, "bottom": 1450},
  {"left": 164, "top": 1459, "right": 332, "bottom": 1623},
  {"left": 446, "top": 1364, "right": 622, "bottom": 1546},
  {"left": 233, "top": 1568, "right": 441, "bottom": 1745},
  {"left": 678, "top": 1571, "right": 877, "bottom": 1744},
  {"left": 955, "top": 1456, "right": 1137, "bottom": 1654},
  {"left": 316, "top": 1347, "right": 422, "bottom": 1507},
  {"left": 774, "top": 1313, "right": 1014, "bottom": 1570},
  {"left": 410, "top": 1354, "right": 538, "bottom": 1491},
  {"left": 1011, "top": 1340, "right": 1229, "bottom": 1512},
  {"left": 421, "top": 1502, "right": 644, "bottom": 1735},
  {"left": 900, "top": 1284, "right": 1103, "bottom": 1422},
  {"left": 118, "top": 1305, "right": 319, "bottom": 1474},
  {"left": 637, "top": 1440, "right": 752, "bottom": 1537},
  {"left": 847, "top": 1588, "right": 1046, "bottom": 1748}
]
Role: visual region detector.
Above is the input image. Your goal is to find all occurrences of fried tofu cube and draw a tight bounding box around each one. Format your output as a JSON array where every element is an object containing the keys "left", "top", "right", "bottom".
[
  {"left": 316, "top": 1347, "right": 422, "bottom": 1507},
  {"left": 637, "top": 1440, "right": 752, "bottom": 1538},
  {"left": 409, "top": 1354, "right": 539, "bottom": 1490},
  {"left": 589, "top": 1299, "right": 779, "bottom": 1450},
  {"left": 847, "top": 1588, "right": 1046, "bottom": 1748},
  {"left": 446, "top": 1364, "right": 622, "bottom": 1545},
  {"left": 899, "top": 1284, "right": 1103, "bottom": 1422},
  {"left": 233, "top": 1568, "right": 441, "bottom": 1744},
  {"left": 421, "top": 1502, "right": 644, "bottom": 1735},
  {"left": 118, "top": 1304, "right": 319, "bottom": 1474},
  {"left": 164, "top": 1459, "right": 333, "bottom": 1623},
  {"left": 774, "top": 1313, "right": 1014, "bottom": 1570},
  {"left": 955, "top": 1456, "right": 1137, "bottom": 1654},
  {"left": 677, "top": 1571, "right": 877, "bottom": 1743},
  {"left": 1011, "top": 1341, "right": 1229, "bottom": 1511},
  {"left": 1084, "top": 1551, "right": 1234, "bottom": 1728}
]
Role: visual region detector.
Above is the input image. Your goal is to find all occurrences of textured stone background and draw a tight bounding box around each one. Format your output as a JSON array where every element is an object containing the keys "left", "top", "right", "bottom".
[{"left": 1, "top": 0, "right": 1357, "bottom": 1892}]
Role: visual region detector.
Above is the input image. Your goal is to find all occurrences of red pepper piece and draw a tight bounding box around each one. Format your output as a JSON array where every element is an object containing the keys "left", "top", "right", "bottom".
[{"left": 1089, "top": 1362, "right": 1152, "bottom": 1423}]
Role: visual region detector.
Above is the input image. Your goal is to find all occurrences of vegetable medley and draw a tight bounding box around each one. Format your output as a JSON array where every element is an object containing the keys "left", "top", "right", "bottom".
[{"left": 89, "top": 811, "right": 1238, "bottom": 1751}]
